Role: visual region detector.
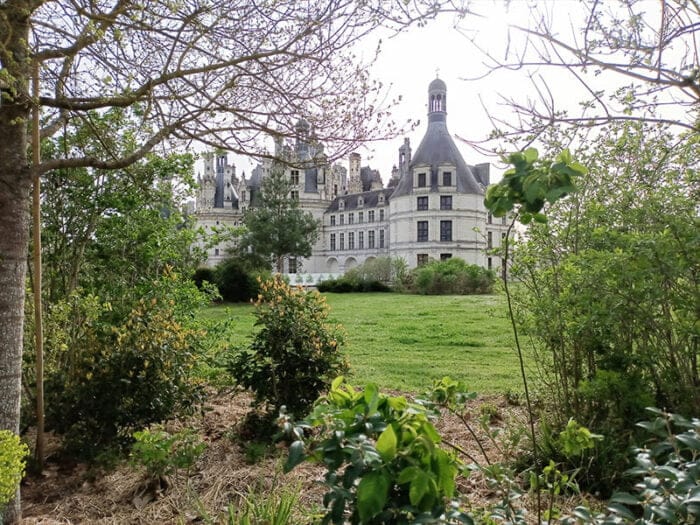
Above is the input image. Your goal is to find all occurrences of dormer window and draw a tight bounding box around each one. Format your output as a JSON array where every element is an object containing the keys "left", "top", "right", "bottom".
[
  {"left": 417, "top": 173, "right": 427, "bottom": 188},
  {"left": 339, "top": 199, "right": 345, "bottom": 210},
  {"left": 442, "top": 172, "right": 452, "bottom": 186},
  {"left": 378, "top": 194, "right": 385, "bottom": 204},
  {"left": 358, "top": 196, "right": 364, "bottom": 207}
]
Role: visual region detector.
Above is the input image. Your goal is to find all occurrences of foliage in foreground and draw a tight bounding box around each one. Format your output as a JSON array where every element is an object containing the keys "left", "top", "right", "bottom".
[
  {"left": 227, "top": 276, "right": 347, "bottom": 420},
  {"left": 41, "top": 272, "right": 208, "bottom": 459},
  {"left": 509, "top": 123, "right": 699, "bottom": 493},
  {"left": 284, "top": 377, "right": 470, "bottom": 524},
  {"left": 0, "top": 431, "right": 28, "bottom": 512}
]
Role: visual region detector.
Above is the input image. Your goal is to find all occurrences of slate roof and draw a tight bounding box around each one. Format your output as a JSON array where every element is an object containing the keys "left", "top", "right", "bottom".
[
  {"left": 325, "top": 188, "right": 393, "bottom": 213},
  {"left": 391, "top": 79, "right": 484, "bottom": 198}
]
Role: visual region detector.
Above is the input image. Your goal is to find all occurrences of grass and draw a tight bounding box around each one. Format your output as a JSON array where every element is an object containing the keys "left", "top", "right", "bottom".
[{"left": 199, "top": 292, "right": 522, "bottom": 394}]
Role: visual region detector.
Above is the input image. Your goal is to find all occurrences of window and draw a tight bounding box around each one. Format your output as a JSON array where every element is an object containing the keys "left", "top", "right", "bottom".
[
  {"left": 417, "top": 221, "right": 428, "bottom": 242},
  {"left": 368, "top": 230, "right": 375, "bottom": 248},
  {"left": 330, "top": 215, "right": 336, "bottom": 226},
  {"left": 359, "top": 231, "right": 364, "bottom": 249},
  {"left": 214, "top": 248, "right": 219, "bottom": 256},
  {"left": 289, "top": 257, "right": 297, "bottom": 274},
  {"left": 417, "top": 254, "right": 429, "bottom": 266},
  {"left": 417, "top": 196, "right": 428, "bottom": 210},
  {"left": 368, "top": 210, "right": 375, "bottom": 222},
  {"left": 379, "top": 209, "right": 384, "bottom": 221},
  {"left": 348, "top": 232, "right": 355, "bottom": 250},
  {"left": 440, "top": 195, "right": 452, "bottom": 210},
  {"left": 502, "top": 232, "right": 506, "bottom": 242},
  {"left": 417, "top": 173, "right": 427, "bottom": 187},
  {"left": 487, "top": 231, "right": 493, "bottom": 249},
  {"left": 442, "top": 172, "right": 452, "bottom": 186},
  {"left": 487, "top": 212, "right": 493, "bottom": 224},
  {"left": 290, "top": 170, "right": 299, "bottom": 185},
  {"left": 378, "top": 194, "right": 385, "bottom": 204},
  {"left": 290, "top": 190, "right": 299, "bottom": 201},
  {"left": 333, "top": 184, "right": 338, "bottom": 197},
  {"left": 216, "top": 220, "right": 220, "bottom": 225},
  {"left": 339, "top": 199, "right": 345, "bottom": 210},
  {"left": 330, "top": 233, "right": 336, "bottom": 251},
  {"left": 358, "top": 196, "right": 364, "bottom": 207},
  {"left": 340, "top": 214, "right": 345, "bottom": 225},
  {"left": 487, "top": 257, "right": 492, "bottom": 269},
  {"left": 348, "top": 213, "right": 354, "bottom": 225},
  {"left": 358, "top": 211, "right": 364, "bottom": 223},
  {"left": 440, "top": 220, "right": 452, "bottom": 241},
  {"left": 339, "top": 233, "right": 345, "bottom": 250},
  {"left": 440, "top": 253, "right": 452, "bottom": 261},
  {"left": 502, "top": 215, "right": 507, "bottom": 225},
  {"left": 379, "top": 229, "right": 385, "bottom": 248}
]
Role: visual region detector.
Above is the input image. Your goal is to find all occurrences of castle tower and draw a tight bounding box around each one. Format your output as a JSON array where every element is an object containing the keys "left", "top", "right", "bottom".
[
  {"left": 398, "top": 137, "right": 412, "bottom": 178},
  {"left": 348, "top": 152, "right": 362, "bottom": 194}
]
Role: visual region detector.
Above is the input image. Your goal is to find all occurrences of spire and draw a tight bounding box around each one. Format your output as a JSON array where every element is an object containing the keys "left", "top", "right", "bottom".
[{"left": 427, "top": 77, "right": 447, "bottom": 123}]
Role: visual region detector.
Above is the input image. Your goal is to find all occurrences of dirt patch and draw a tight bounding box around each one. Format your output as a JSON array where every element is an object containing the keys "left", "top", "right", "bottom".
[{"left": 20, "top": 390, "right": 536, "bottom": 524}]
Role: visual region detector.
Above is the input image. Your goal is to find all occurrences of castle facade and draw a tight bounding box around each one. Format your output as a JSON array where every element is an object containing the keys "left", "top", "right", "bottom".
[{"left": 195, "top": 78, "right": 508, "bottom": 276}]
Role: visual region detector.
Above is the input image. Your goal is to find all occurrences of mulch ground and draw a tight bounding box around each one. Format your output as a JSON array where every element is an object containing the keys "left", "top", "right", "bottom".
[{"left": 20, "top": 389, "right": 554, "bottom": 524}]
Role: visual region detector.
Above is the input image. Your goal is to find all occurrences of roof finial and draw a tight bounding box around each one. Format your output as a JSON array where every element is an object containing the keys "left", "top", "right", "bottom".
[{"left": 435, "top": 67, "right": 440, "bottom": 78}]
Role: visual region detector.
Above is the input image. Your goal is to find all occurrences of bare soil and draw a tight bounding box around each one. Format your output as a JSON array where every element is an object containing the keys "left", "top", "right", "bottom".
[{"left": 20, "top": 390, "right": 536, "bottom": 524}]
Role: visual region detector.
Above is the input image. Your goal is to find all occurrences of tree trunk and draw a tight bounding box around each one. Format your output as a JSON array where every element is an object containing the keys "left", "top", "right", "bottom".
[
  {"left": 0, "top": 127, "right": 31, "bottom": 525},
  {"left": 0, "top": 5, "right": 33, "bottom": 522}
]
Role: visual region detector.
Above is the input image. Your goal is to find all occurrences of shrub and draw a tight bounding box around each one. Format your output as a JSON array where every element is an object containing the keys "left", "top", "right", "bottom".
[
  {"left": 0, "top": 431, "right": 28, "bottom": 512},
  {"left": 215, "top": 257, "right": 262, "bottom": 302},
  {"left": 192, "top": 267, "right": 216, "bottom": 290},
  {"left": 45, "top": 294, "right": 206, "bottom": 459},
  {"left": 227, "top": 276, "right": 347, "bottom": 419},
  {"left": 283, "top": 378, "right": 470, "bottom": 524},
  {"left": 130, "top": 427, "right": 206, "bottom": 481},
  {"left": 410, "top": 258, "right": 495, "bottom": 295},
  {"left": 316, "top": 276, "right": 391, "bottom": 293}
]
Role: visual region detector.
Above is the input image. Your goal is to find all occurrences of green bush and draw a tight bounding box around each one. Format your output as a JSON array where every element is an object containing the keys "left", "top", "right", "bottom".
[
  {"left": 410, "top": 258, "right": 495, "bottom": 295},
  {"left": 130, "top": 427, "right": 206, "bottom": 480},
  {"left": 227, "top": 276, "right": 347, "bottom": 419},
  {"left": 45, "top": 293, "right": 206, "bottom": 459},
  {"left": 0, "top": 431, "right": 28, "bottom": 512},
  {"left": 215, "top": 258, "right": 263, "bottom": 302},
  {"left": 508, "top": 123, "right": 699, "bottom": 492},
  {"left": 284, "top": 378, "right": 470, "bottom": 524},
  {"left": 316, "top": 276, "right": 391, "bottom": 293},
  {"left": 192, "top": 267, "right": 216, "bottom": 290}
]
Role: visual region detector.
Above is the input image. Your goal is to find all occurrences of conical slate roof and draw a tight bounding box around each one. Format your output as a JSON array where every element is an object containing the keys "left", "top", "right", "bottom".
[{"left": 391, "top": 78, "right": 484, "bottom": 197}]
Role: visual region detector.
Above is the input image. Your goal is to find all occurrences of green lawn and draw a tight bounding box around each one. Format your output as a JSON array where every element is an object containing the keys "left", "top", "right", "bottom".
[{"left": 200, "top": 292, "right": 522, "bottom": 394}]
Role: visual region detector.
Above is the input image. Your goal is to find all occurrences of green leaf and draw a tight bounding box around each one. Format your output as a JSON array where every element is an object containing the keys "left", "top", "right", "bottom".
[
  {"left": 524, "top": 147, "right": 539, "bottom": 163},
  {"left": 284, "top": 441, "right": 306, "bottom": 472},
  {"left": 364, "top": 383, "right": 379, "bottom": 414},
  {"left": 409, "top": 470, "right": 431, "bottom": 507},
  {"left": 610, "top": 491, "right": 640, "bottom": 506},
  {"left": 357, "top": 471, "right": 390, "bottom": 522},
  {"left": 375, "top": 424, "right": 397, "bottom": 461}
]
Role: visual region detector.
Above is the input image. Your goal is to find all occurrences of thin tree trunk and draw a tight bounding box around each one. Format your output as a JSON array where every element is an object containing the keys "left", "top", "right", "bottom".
[{"left": 32, "top": 60, "right": 45, "bottom": 471}]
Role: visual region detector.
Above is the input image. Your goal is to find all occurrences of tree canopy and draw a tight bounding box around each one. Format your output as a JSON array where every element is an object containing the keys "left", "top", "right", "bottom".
[
  {"left": 0, "top": 1, "right": 466, "bottom": 520},
  {"left": 237, "top": 168, "right": 319, "bottom": 272}
]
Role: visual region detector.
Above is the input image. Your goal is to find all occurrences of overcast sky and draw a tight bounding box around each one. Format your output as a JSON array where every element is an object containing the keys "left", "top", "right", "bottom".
[{"left": 221, "top": 1, "right": 680, "bottom": 185}]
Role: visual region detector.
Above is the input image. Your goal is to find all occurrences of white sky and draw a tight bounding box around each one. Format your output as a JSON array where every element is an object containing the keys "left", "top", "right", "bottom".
[{"left": 226, "top": 1, "right": 684, "bottom": 185}]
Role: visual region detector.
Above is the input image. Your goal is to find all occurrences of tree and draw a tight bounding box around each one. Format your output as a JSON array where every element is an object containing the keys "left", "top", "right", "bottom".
[
  {"left": 463, "top": 0, "right": 699, "bottom": 147},
  {"left": 0, "top": 1, "right": 461, "bottom": 520},
  {"left": 237, "top": 168, "right": 319, "bottom": 273},
  {"left": 508, "top": 121, "right": 699, "bottom": 493}
]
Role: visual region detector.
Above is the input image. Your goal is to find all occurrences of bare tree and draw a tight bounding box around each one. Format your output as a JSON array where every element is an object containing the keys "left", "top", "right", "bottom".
[
  {"left": 460, "top": 0, "right": 699, "bottom": 148},
  {"left": 0, "top": 0, "right": 470, "bottom": 521}
]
